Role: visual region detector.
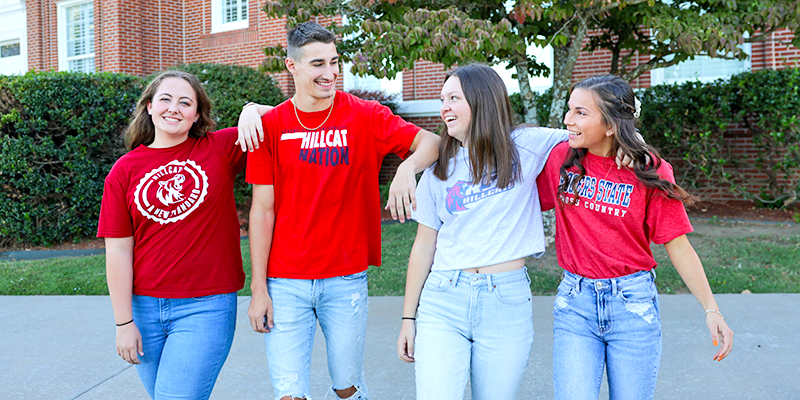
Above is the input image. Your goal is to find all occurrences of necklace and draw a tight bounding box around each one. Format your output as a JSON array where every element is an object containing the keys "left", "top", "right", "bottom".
[
  {"left": 600, "top": 155, "right": 616, "bottom": 182},
  {"left": 292, "top": 92, "right": 335, "bottom": 131}
]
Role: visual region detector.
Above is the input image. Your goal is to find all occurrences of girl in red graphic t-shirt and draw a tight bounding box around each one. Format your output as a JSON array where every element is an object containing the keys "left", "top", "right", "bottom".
[
  {"left": 539, "top": 75, "right": 733, "bottom": 400},
  {"left": 99, "top": 71, "right": 263, "bottom": 400}
]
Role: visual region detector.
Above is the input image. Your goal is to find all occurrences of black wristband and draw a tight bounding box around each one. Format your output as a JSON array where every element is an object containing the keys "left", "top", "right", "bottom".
[
  {"left": 116, "top": 319, "right": 134, "bottom": 327},
  {"left": 401, "top": 317, "right": 416, "bottom": 320}
]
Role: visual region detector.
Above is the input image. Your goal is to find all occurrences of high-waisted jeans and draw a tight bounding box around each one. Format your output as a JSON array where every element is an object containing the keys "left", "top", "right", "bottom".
[
  {"left": 414, "top": 267, "right": 535, "bottom": 400},
  {"left": 131, "top": 292, "right": 237, "bottom": 400},
  {"left": 553, "top": 269, "right": 662, "bottom": 400}
]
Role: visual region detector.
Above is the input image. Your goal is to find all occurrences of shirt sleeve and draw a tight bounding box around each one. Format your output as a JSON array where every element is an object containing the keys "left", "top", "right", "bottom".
[
  {"left": 515, "top": 127, "right": 569, "bottom": 162},
  {"left": 645, "top": 161, "right": 694, "bottom": 244},
  {"left": 371, "top": 101, "right": 421, "bottom": 159},
  {"left": 245, "top": 114, "right": 275, "bottom": 185},
  {"left": 97, "top": 163, "right": 134, "bottom": 238},
  {"left": 209, "top": 127, "right": 247, "bottom": 178},
  {"left": 410, "top": 167, "right": 442, "bottom": 231},
  {"left": 537, "top": 144, "right": 566, "bottom": 212}
]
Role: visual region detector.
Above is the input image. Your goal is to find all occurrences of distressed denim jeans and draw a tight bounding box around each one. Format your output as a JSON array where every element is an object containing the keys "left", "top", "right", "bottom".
[
  {"left": 263, "top": 271, "right": 369, "bottom": 400},
  {"left": 553, "top": 269, "right": 662, "bottom": 400},
  {"left": 414, "top": 267, "right": 535, "bottom": 400},
  {"left": 131, "top": 292, "right": 238, "bottom": 400}
]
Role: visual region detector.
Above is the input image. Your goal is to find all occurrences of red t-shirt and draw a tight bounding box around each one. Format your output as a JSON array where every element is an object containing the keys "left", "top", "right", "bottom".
[
  {"left": 537, "top": 143, "right": 693, "bottom": 279},
  {"left": 97, "top": 128, "right": 246, "bottom": 298},
  {"left": 246, "top": 91, "right": 420, "bottom": 279}
]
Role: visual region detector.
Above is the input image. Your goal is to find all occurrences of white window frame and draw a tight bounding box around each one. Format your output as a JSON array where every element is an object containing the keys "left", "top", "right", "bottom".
[
  {"left": 0, "top": 39, "right": 21, "bottom": 59},
  {"left": 0, "top": 0, "right": 28, "bottom": 75},
  {"left": 57, "top": 0, "right": 95, "bottom": 72},
  {"left": 651, "top": 42, "right": 752, "bottom": 85},
  {"left": 211, "top": 0, "right": 249, "bottom": 34}
]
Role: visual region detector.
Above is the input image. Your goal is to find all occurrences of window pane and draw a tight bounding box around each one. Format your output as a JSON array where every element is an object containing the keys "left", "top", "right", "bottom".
[
  {"left": 66, "top": 3, "right": 94, "bottom": 58},
  {"left": 661, "top": 55, "right": 745, "bottom": 82},
  {"left": 223, "top": 0, "right": 247, "bottom": 23},
  {"left": 1, "top": 42, "right": 20, "bottom": 58},
  {"left": 69, "top": 57, "right": 95, "bottom": 73}
]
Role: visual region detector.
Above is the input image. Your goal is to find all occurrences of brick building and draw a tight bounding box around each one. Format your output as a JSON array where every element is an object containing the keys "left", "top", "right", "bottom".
[{"left": 3, "top": 1, "right": 800, "bottom": 200}]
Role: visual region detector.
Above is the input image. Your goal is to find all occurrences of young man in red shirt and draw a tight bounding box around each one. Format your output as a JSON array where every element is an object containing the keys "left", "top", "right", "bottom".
[{"left": 239, "top": 22, "right": 439, "bottom": 400}]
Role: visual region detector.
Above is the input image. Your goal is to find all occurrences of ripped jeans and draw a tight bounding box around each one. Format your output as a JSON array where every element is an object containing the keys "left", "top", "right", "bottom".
[
  {"left": 553, "top": 269, "right": 661, "bottom": 400},
  {"left": 263, "top": 271, "right": 369, "bottom": 400}
]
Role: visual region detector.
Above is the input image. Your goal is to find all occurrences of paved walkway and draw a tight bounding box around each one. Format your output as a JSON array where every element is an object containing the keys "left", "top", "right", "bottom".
[{"left": 1, "top": 294, "right": 797, "bottom": 399}]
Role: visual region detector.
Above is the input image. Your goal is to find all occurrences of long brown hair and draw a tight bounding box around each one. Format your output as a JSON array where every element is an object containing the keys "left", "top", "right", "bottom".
[
  {"left": 125, "top": 70, "right": 216, "bottom": 150},
  {"left": 433, "top": 64, "right": 520, "bottom": 189},
  {"left": 558, "top": 75, "right": 695, "bottom": 206}
]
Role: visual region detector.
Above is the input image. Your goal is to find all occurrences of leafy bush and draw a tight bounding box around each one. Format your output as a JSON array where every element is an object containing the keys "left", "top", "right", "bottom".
[
  {"left": 638, "top": 79, "right": 737, "bottom": 195},
  {"left": 729, "top": 68, "right": 800, "bottom": 207},
  {"left": 0, "top": 64, "right": 286, "bottom": 246},
  {"left": 0, "top": 71, "right": 143, "bottom": 246},
  {"left": 639, "top": 68, "right": 800, "bottom": 207},
  {"left": 152, "top": 63, "right": 287, "bottom": 214}
]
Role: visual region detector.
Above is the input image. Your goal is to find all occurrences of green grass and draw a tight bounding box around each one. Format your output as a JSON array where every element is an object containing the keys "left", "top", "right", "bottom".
[
  {"left": 652, "top": 233, "right": 800, "bottom": 294},
  {"left": 2, "top": 223, "right": 799, "bottom": 295}
]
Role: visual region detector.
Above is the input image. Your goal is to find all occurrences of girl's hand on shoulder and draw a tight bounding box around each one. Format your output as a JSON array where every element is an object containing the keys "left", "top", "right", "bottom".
[
  {"left": 397, "top": 320, "right": 417, "bottom": 363},
  {"left": 116, "top": 323, "right": 144, "bottom": 364},
  {"left": 706, "top": 313, "right": 733, "bottom": 362}
]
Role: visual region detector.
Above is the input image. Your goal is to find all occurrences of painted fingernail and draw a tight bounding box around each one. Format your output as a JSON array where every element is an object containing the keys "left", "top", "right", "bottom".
[{"left": 713, "top": 340, "right": 718, "bottom": 346}]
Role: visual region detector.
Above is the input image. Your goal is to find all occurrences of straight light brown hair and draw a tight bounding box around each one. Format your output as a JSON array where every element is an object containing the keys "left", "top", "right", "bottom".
[{"left": 433, "top": 64, "right": 521, "bottom": 189}]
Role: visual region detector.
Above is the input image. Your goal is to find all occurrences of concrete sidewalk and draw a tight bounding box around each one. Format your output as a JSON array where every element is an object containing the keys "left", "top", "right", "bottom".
[{"left": 0, "top": 294, "right": 797, "bottom": 399}]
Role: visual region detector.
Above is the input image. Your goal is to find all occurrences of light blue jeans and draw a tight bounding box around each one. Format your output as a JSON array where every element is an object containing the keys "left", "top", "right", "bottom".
[
  {"left": 131, "top": 292, "right": 238, "bottom": 400},
  {"left": 414, "top": 268, "right": 534, "bottom": 400},
  {"left": 263, "top": 271, "right": 369, "bottom": 400},
  {"left": 553, "top": 269, "right": 662, "bottom": 400}
]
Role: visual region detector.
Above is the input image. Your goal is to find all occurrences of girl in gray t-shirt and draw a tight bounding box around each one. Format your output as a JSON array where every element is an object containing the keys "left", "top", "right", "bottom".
[{"left": 396, "top": 64, "right": 567, "bottom": 399}]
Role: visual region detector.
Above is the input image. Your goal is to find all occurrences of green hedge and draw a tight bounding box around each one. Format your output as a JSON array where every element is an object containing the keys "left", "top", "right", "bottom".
[
  {"left": 0, "top": 71, "right": 143, "bottom": 246},
  {"left": 639, "top": 68, "right": 800, "bottom": 207},
  {"left": 1, "top": 64, "right": 285, "bottom": 246}
]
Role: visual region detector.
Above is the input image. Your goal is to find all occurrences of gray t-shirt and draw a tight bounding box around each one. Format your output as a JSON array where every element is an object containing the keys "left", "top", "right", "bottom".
[{"left": 412, "top": 126, "right": 568, "bottom": 271}]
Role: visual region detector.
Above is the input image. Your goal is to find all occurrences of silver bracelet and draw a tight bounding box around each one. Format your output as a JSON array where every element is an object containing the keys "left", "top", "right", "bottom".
[{"left": 704, "top": 309, "right": 724, "bottom": 320}]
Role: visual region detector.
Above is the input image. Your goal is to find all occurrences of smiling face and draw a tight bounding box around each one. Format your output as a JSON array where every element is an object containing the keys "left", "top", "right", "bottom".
[
  {"left": 287, "top": 41, "right": 339, "bottom": 109},
  {"left": 563, "top": 88, "right": 615, "bottom": 156},
  {"left": 440, "top": 76, "right": 472, "bottom": 145},
  {"left": 146, "top": 77, "right": 198, "bottom": 147}
]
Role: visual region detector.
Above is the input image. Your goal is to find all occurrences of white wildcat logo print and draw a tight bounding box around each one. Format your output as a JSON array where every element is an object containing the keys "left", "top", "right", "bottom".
[
  {"left": 157, "top": 174, "right": 186, "bottom": 205},
  {"left": 134, "top": 160, "right": 209, "bottom": 225}
]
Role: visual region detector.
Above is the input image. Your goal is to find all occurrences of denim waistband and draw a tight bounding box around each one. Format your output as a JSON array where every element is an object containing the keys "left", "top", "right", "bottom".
[
  {"left": 432, "top": 267, "right": 530, "bottom": 290},
  {"left": 562, "top": 269, "right": 655, "bottom": 296}
]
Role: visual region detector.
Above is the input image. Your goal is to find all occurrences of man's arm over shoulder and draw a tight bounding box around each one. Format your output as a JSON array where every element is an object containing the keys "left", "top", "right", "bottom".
[{"left": 386, "top": 129, "right": 440, "bottom": 223}]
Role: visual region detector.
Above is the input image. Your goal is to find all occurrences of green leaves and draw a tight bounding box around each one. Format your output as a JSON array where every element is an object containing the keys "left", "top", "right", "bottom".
[
  {"left": 639, "top": 68, "right": 800, "bottom": 207},
  {"left": 0, "top": 66, "right": 285, "bottom": 246},
  {"left": 0, "top": 71, "right": 142, "bottom": 245}
]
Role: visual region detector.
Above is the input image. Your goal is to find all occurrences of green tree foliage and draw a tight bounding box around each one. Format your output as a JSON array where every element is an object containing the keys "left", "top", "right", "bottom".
[
  {"left": 257, "top": 0, "right": 800, "bottom": 128},
  {"left": 0, "top": 71, "right": 143, "bottom": 246}
]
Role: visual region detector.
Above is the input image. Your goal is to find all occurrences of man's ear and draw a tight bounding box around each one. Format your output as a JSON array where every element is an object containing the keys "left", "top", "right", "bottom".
[{"left": 285, "top": 57, "right": 296, "bottom": 74}]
